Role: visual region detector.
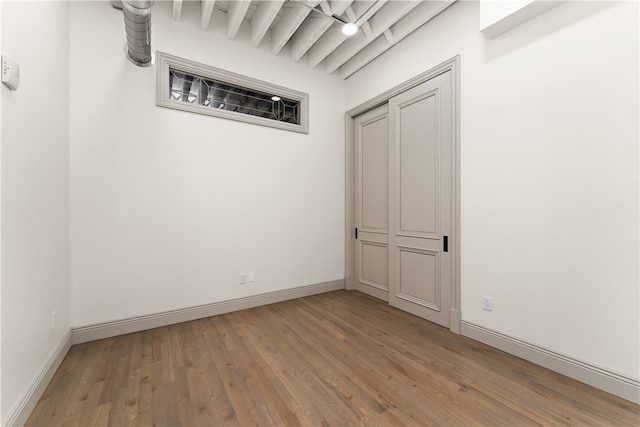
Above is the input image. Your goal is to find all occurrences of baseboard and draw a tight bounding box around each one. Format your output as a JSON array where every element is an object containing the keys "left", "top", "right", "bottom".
[
  {"left": 461, "top": 320, "right": 640, "bottom": 404},
  {"left": 72, "top": 279, "right": 345, "bottom": 345},
  {"left": 2, "top": 281, "right": 344, "bottom": 426},
  {"left": 449, "top": 308, "right": 461, "bottom": 334},
  {"left": 2, "top": 329, "right": 72, "bottom": 427}
]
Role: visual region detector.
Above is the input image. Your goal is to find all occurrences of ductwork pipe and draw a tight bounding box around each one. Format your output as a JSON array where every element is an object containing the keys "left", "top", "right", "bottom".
[{"left": 121, "top": 0, "right": 155, "bottom": 67}]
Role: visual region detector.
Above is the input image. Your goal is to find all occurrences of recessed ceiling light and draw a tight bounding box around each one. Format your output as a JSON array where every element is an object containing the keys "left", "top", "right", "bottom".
[
  {"left": 271, "top": 96, "right": 281, "bottom": 101},
  {"left": 342, "top": 22, "right": 358, "bottom": 36}
]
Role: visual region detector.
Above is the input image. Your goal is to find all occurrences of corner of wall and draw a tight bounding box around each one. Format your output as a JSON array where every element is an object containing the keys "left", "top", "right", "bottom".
[
  {"left": 1, "top": 1, "right": 71, "bottom": 422},
  {"left": 0, "top": 0, "right": 4, "bottom": 420}
]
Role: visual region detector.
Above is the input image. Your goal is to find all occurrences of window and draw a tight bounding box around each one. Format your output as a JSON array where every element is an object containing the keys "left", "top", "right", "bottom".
[{"left": 156, "top": 52, "right": 309, "bottom": 134}]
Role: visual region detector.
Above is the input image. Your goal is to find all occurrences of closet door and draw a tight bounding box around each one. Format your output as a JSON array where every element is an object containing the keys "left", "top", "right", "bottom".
[
  {"left": 388, "top": 71, "right": 452, "bottom": 328},
  {"left": 354, "top": 105, "right": 390, "bottom": 301}
]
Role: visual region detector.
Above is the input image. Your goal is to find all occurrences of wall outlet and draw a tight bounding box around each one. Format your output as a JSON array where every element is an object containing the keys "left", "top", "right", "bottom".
[
  {"left": 482, "top": 296, "right": 493, "bottom": 311},
  {"left": 239, "top": 273, "right": 247, "bottom": 284},
  {"left": 52, "top": 311, "right": 57, "bottom": 329},
  {"left": 248, "top": 272, "right": 255, "bottom": 283}
]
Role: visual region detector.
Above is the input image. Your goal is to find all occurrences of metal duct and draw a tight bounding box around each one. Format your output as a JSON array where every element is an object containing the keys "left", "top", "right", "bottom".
[{"left": 121, "top": 0, "right": 155, "bottom": 67}]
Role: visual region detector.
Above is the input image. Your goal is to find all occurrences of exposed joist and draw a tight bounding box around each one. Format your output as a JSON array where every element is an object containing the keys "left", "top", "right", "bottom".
[
  {"left": 344, "top": 5, "right": 356, "bottom": 22},
  {"left": 305, "top": 0, "right": 388, "bottom": 69},
  {"left": 227, "top": 0, "right": 251, "bottom": 40},
  {"left": 339, "top": 1, "right": 456, "bottom": 79},
  {"left": 251, "top": 0, "right": 285, "bottom": 48},
  {"left": 290, "top": 16, "right": 333, "bottom": 62},
  {"left": 167, "top": 0, "right": 454, "bottom": 81},
  {"left": 330, "top": 0, "right": 353, "bottom": 16},
  {"left": 325, "top": 0, "right": 420, "bottom": 74},
  {"left": 290, "top": 0, "right": 353, "bottom": 62},
  {"left": 361, "top": 21, "right": 372, "bottom": 38},
  {"left": 307, "top": 26, "right": 347, "bottom": 68},
  {"left": 271, "top": 1, "right": 319, "bottom": 55},
  {"left": 200, "top": 0, "right": 216, "bottom": 31},
  {"left": 172, "top": 0, "right": 182, "bottom": 21},
  {"left": 383, "top": 28, "right": 393, "bottom": 43},
  {"left": 353, "top": 0, "right": 387, "bottom": 26},
  {"left": 318, "top": 0, "right": 332, "bottom": 16}
]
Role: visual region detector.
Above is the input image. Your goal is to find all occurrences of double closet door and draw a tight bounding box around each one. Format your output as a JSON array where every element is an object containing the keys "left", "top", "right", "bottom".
[{"left": 354, "top": 70, "right": 453, "bottom": 328}]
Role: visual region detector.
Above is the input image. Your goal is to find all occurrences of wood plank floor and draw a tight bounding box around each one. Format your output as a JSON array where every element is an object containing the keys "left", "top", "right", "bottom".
[{"left": 27, "top": 290, "right": 639, "bottom": 426}]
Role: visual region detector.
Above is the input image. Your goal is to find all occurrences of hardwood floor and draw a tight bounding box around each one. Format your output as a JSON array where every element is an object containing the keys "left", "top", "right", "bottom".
[{"left": 27, "top": 290, "right": 639, "bottom": 426}]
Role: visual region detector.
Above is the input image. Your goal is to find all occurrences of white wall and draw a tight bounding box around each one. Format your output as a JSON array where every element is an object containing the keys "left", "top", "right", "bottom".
[
  {"left": 70, "top": 2, "right": 346, "bottom": 326},
  {"left": 479, "top": 0, "right": 562, "bottom": 38},
  {"left": 480, "top": 0, "right": 537, "bottom": 29},
  {"left": 346, "top": 1, "right": 639, "bottom": 381},
  {"left": 0, "top": 1, "right": 3, "bottom": 419},
  {"left": 1, "top": 1, "right": 71, "bottom": 421}
]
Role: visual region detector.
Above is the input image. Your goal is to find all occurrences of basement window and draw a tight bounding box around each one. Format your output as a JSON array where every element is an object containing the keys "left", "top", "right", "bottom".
[{"left": 156, "top": 52, "right": 309, "bottom": 134}]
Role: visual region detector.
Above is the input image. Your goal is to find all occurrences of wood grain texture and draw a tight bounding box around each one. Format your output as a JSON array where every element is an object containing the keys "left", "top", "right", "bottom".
[{"left": 27, "top": 290, "right": 639, "bottom": 426}]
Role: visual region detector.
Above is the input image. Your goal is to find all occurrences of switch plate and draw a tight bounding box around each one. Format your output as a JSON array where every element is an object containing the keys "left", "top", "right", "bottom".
[
  {"left": 239, "top": 273, "right": 247, "bottom": 284},
  {"left": 2, "top": 55, "right": 20, "bottom": 90},
  {"left": 482, "top": 296, "right": 493, "bottom": 311},
  {"left": 248, "top": 272, "right": 255, "bottom": 283}
]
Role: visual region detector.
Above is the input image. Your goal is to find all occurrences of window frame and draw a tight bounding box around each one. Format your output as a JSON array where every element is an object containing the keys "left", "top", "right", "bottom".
[{"left": 156, "top": 51, "right": 309, "bottom": 134}]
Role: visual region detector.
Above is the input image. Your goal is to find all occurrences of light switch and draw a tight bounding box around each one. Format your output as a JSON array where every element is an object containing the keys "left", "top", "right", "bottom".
[{"left": 2, "top": 55, "right": 20, "bottom": 91}]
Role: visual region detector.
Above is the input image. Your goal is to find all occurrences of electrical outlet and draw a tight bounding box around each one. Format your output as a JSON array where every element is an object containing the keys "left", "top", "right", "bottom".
[
  {"left": 248, "top": 272, "right": 255, "bottom": 283},
  {"left": 239, "top": 273, "right": 247, "bottom": 284},
  {"left": 482, "top": 296, "right": 493, "bottom": 311},
  {"left": 52, "top": 311, "right": 56, "bottom": 329}
]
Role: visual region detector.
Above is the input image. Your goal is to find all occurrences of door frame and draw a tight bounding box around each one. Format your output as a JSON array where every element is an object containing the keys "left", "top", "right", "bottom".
[{"left": 344, "top": 55, "right": 461, "bottom": 334}]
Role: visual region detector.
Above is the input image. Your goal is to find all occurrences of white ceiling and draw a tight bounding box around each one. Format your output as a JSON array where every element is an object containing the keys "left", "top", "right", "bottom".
[{"left": 168, "top": 0, "right": 455, "bottom": 79}]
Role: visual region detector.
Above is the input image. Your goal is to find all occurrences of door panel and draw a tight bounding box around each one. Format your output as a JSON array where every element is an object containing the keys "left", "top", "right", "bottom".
[
  {"left": 361, "top": 118, "right": 388, "bottom": 231},
  {"left": 355, "top": 105, "right": 389, "bottom": 301},
  {"left": 389, "top": 71, "right": 452, "bottom": 327},
  {"left": 397, "top": 247, "right": 439, "bottom": 308},
  {"left": 398, "top": 93, "right": 438, "bottom": 237},
  {"left": 361, "top": 243, "right": 388, "bottom": 289}
]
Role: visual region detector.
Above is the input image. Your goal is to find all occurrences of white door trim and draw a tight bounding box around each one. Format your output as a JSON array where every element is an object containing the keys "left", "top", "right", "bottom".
[{"left": 345, "top": 55, "right": 461, "bottom": 333}]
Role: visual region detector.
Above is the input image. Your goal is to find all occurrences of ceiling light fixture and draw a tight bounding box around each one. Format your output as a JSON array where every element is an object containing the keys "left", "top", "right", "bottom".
[
  {"left": 341, "top": 22, "right": 358, "bottom": 36},
  {"left": 271, "top": 96, "right": 281, "bottom": 101},
  {"left": 291, "top": 0, "right": 361, "bottom": 37}
]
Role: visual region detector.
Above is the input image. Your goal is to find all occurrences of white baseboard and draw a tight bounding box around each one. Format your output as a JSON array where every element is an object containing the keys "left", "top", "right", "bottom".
[
  {"left": 461, "top": 320, "right": 640, "bottom": 404},
  {"left": 3, "top": 281, "right": 343, "bottom": 426},
  {"left": 449, "top": 308, "right": 461, "bottom": 334},
  {"left": 12, "top": 286, "right": 633, "bottom": 427},
  {"left": 72, "top": 280, "right": 344, "bottom": 345},
  {"left": 2, "top": 329, "right": 72, "bottom": 427}
]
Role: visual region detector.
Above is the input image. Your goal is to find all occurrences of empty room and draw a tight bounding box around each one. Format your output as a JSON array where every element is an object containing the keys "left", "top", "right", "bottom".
[{"left": 1, "top": 0, "right": 638, "bottom": 425}]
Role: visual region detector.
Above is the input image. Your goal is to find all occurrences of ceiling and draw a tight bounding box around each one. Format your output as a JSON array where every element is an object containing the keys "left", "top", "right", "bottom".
[{"left": 168, "top": 0, "right": 455, "bottom": 79}]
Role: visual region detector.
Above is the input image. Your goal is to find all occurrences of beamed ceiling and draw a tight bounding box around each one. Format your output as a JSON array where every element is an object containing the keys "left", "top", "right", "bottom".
[{"left": 167, "top": 0, "right": 455, "bottom": 79}]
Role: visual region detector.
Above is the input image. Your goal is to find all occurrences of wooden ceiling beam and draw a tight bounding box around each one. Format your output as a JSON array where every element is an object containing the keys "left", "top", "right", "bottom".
[
  {"left": 339, "top": 1, "right": 455, "bottom": 79},
  {"left": 289, "top": 0, "right": 353, "bottom": 62},
  {"left": 353, "top": 0, "right": 386, "bottom": 26},
  {"left": 200, "top": 0, "right": 216, "bottom": 31},
  {"left": 344, "top": 5, "right": 356, "bottom": 22},
  {"left": 227, "top": 0, "right": 251, "bottom": 40},
  {"left": 172, "top": 0, "right": 182, "bottom": 21},
  {"left": 361, "top": 21, "right": 372, "bottom": 38},
  {"left": 271, "top": 1, "right": 319, "bottom": 55},
  {"left": 307, "top": 26, "right": 346, "bottom": 68},
  {"left": 319, "top": 0, "right": 332, "bottom": 15},
  {"left": 324, "top": 0, "right": 421, "bottom": 73},
  {"left": 383, "top": 28, "right": 393, "bottom": 43},
  {"left": 251, "top": 0, "right": 286, "bottom": 48},
  {"left": 290, "top": 16, "right": 332, "bottom": 62},
  {"left": 166, "top": 0, "right": 455, "bottom": 81}
]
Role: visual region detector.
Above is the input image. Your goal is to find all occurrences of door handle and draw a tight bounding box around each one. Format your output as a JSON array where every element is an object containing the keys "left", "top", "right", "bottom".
[{"left": 443, "top": 235, "right": 448, "bottom": 252}]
